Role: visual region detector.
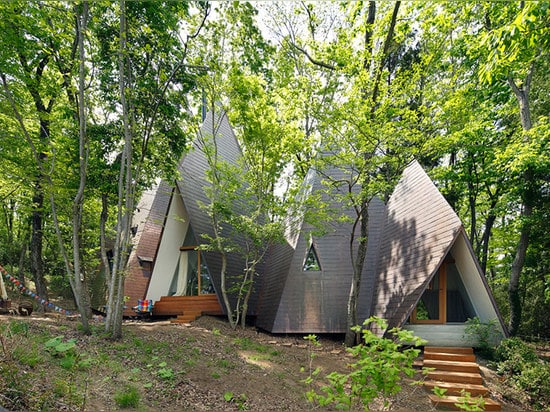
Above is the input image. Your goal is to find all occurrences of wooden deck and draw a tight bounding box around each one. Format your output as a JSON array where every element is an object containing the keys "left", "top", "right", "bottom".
[
  {"left": 422, "top": 346, "right": 501, "bottom": 411},
  {"left": 152, "top": 294, "right": 224, "bottom": 324}
]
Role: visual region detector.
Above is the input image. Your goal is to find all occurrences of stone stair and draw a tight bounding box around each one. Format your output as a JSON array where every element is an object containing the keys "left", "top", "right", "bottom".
[{"left": 422, "top": 346, "right": 501, "bottom": 411}]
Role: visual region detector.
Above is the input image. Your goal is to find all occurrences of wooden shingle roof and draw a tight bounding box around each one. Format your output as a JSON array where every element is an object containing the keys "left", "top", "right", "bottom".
[
  {"left": 369, "top": 160, "right": 463, "bottom": 332},
  {"left": 174, "top": 109, "right": 262, "bottom": 314},
  {"left": 123, "top": 181, "right": 174, "bottom": 315}
]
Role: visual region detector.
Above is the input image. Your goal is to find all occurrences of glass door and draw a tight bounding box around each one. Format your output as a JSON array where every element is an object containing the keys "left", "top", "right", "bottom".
[{"left": 411, "top": 263, "right": 447, "bottom": 324}]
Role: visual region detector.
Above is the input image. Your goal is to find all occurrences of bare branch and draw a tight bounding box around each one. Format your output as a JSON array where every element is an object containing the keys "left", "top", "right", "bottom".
[{"left": 292, "top": 43, "right": 335, "bottom": 70}]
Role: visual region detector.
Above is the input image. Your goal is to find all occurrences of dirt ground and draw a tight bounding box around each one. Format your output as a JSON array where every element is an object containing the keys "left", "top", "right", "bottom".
[{"left": 0, "top": 314, "right": 530, "bottom": 411}]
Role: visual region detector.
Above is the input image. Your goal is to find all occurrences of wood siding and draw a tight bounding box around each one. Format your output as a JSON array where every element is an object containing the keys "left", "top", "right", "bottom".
[
  {"left": 123, "top": 182, "right": 174, "bottom": 316},
  {"left": 259, "top": 169, "right": 387, "bottom": 334},
  {"left": 152, "top": 294, "right": 223, "bottom": 317},
  {"left": 369, "top": 161, "right": 463, "bottom": 334},
  {"left": 175, "top": 109, "right": 260, "bottom": 316}
]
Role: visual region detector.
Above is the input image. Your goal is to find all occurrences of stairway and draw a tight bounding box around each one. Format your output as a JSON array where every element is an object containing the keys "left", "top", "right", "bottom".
[{"left": 422, "top": 346, "right": 501, "bottom": 411}]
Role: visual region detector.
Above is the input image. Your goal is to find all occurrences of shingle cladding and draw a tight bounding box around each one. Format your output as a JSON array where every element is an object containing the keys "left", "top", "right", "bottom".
[
  {"left": 123, "top": 182, "right": 173, "bottom": 316},
  {"left": 369, "top": 160, "right": 463, "bottom": 332},
  {"left": 257, "top": 167, "right": 387, "bottom": 333},
  {"left": 175, "top": 110, "right": 261, "bottom": 316},
  {"left": 129, "top": 111, "right": 503, "bottom": 336}
]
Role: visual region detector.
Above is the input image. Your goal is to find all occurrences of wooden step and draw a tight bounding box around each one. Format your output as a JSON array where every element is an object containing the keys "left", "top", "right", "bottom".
[
  {"left": 424, "top": 346, "right": 473, "bottom": 355},
  {"left": 152, "top": 302, "right": 184, "bottom": 316},
  {"left": 427, "top": 370, "right": 483, "bottom": 385},
  {"left": 424, "top": 380, "right": 488, "bottom": 396},
  {"left": 172, "top": 310, "right": 203, "bottom": 324},
  {"left": 152, "top": 294, "right": 222, "bottom": 317},
  {"left": 428, "top": 394, "right": 501, "bottom": 411},
  {"left": 423, "top": 359, "right": 480, "bottom": 373},
  {"left": 424, "top": 351, "right": 476, "bottom": 362}
]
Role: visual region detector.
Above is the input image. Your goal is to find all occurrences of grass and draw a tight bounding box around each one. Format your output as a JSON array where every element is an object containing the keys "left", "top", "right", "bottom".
[
  {"left": 114, "top": 385, "right": 141, "bottom": 408},
  {"left": 0, "top": 318, "right": 287, "bottom": 410},
  {"left": 1, "top": 315, "right": 532, "bottom": 411}
]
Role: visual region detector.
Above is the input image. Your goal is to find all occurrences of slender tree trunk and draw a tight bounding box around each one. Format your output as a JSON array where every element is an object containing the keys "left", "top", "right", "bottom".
[
  {"left": 71, "top": 1, "right": 92, "bottom": 333},
  {"left": 217, "top": 227, "right": 235, "bottom": 329},
  {"left": 345, "top": 201, "right": 369, "bottom": 347},
  {"left": 480, "top": 212, "right": 496, "bottom": 275},
  {"left": 508, "top": 203, "right": 532, "bottom": 335},
  {"left": 99, "top": 193, "right": 111, "bottom": 295},
  {"left": 106, "top": 0, "right": 132, "bottom": 338},
  {"left": 345, "top": 1, "right": 400, "bottom": 347},
  {"left": 17, "top": 234, "right": 27, "bottom": 285},
  {"left": 30, "top": 182, "right": 48, "bottom": 305},
  {"left": 506, "top": 68, "right": 534, "bottom": 336}
]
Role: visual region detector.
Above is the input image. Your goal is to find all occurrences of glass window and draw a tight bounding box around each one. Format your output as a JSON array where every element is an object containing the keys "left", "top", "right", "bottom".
[
  {"left": 169, "top": 225, "right": 215, "bottom": 295},
  {"left": 303, "top": 244, "right": 321, "bottom": 271}
]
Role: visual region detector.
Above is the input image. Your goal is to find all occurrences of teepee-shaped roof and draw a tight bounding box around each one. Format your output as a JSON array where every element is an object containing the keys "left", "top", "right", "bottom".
[{"left": 368, "top": 160, "right": 506, "bottom": 336}]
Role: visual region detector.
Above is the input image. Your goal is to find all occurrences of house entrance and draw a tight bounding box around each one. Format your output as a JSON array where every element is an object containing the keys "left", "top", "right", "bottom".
[
  {"left": 411, "top": 256, "right": 474, "bottom": 324},
  {"left": 169, "top": 227, "right": 214, "bottom": 296}
]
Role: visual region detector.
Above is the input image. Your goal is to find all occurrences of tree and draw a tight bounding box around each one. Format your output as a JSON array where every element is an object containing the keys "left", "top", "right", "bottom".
[
  {"left": 416, "top": 2, "right": 549, "bottom": 336},
  {"left": 190, "top": 2, "right": 301, "bottom": 329},
  {"left": 98, "top": 0, "right": 208, "bottom": 338},
  {"left": 431, "top": 1, "right": 550, "bottom": 336},
  {"left": 482, "top": 2, "right": 550, "bottom": 336},
  {"left": 0, "top": 2, "right": 97, "bottom": 328},
  {"left": 274, "top": 1, "right": 426, "bottom": 345}
]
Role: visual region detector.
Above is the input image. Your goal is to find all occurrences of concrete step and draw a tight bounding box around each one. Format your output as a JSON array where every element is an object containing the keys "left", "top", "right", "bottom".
[
  {"left": 427, "top": 370, "right": 483, "bottom": 385},
  {"left": 424, "top": 380, "right": 488, "bottom": 396},
  {"left": 428, "top": 394, "right": 501, "bottom": 411},
  {"left": 423, "top": 359, "right": 480, "bottom": 373}
]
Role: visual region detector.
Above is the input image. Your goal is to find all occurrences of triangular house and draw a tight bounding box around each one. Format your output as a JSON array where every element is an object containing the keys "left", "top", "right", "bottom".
[
  {"left": 124, "top": 109, "right": 506, "bottom": 345},
  {"left": 124, "top": 109, "right": 261, "bottom": 322}
]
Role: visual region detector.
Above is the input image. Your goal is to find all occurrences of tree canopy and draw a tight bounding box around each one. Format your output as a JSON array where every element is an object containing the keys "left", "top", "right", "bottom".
[{"left": 0, "top": 1, "right": 548, "bottom": 339}]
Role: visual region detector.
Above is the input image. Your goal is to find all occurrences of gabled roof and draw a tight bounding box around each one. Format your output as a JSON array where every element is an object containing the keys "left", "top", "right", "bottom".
[
  {"left": 369, "top": 160, "right": 466, "bottom": 332},
  {"left": 174, "top": 109, "right": 264, "bottom": 314},
  {"left": 125, "top": 112, "right": 506, "bottom": 338},
  {"left": 123, "top": 181, "right": 174, "bottom": 315},
  {"left": 256, "top": 166, "right": 387, "bottom": 333},
  {"left": 124, "top": 109, "right": 254, "bottom": 315}
]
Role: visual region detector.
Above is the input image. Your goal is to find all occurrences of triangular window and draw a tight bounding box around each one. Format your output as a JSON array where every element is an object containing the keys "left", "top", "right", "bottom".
[{"left": 303, "top": 244, "right": 321, "bottom": 271}]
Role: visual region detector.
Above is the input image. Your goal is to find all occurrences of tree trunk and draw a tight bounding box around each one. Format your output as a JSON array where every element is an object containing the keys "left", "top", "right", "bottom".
[
  {"left": 106, "top": 0, "right": 132, "bottom": 339},
  {"left": 480, "top": 212, "right": 496, "bottom": 275},
  {"left": 506, "top": 68, "right": 534, "bottom": 336},
  {"left": 345, "top": 201, "right": 369, "bottom": 347},
  {"left": 30, "top": 145, "right": 49, "bottom": 311},
  {"left": 508, "top": 203, "right": 532, "bottom": 335},
  {"left": 17, "top": 234, "right": 27, "bottom": 285},
  {"left": 344, "top": 1, "right": 401, "bottom": 347},
  {"left": 71, "top": 0, "right": 92, "bottom": 333}
]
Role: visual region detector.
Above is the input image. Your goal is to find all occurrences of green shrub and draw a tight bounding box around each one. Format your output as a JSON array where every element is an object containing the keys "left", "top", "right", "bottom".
[
  {"left": 114, "top": 385, "right": 141, "bottom": 408},
  {"left": 494, "top": 337, "right": 549, "bottom": 409},
  {"left": 514, "top": 362, "right": 550, "bottom": 410},
  {"left": 305, "top": 317, "right": 426, "bottom": 410},
  {"left": 495, "top": 337, "right": 538, "bottom": 376},
  {"left": 464, "top": 317, "right": 500, "bottom": 359}
]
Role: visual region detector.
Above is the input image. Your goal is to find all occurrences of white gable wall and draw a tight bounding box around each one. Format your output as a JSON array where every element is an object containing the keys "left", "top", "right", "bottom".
[
  {"left": 450, "top": 231, "right": 506, "bottom": 338},
  {"left": 405, "top": 230, "right": 506, "bottom": 346},
  {"left": 146, "top": 188, "right": 189, "bottom": 302}
]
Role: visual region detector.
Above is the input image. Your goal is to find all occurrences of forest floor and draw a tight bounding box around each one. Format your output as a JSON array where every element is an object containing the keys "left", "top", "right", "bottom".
[{"left": 0, "top": 313, "right": 537, "bottom": 411}]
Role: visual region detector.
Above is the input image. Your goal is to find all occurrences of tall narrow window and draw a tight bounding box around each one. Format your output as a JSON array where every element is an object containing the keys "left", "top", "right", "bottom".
[
  {"left": 303, "top": 244, "right": 321, "bottom": 271},
  {"left": 169, "top": 226, "right": 214, "bottom": 296}
]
